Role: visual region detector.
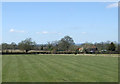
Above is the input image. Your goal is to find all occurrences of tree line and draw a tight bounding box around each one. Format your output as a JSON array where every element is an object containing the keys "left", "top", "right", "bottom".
[{"left": 0, "top": 35, "right": 119, "bottom": 54}]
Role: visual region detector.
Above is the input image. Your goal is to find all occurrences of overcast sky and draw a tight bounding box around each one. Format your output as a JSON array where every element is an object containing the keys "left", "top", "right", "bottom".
[{"left": 2, "top": 2, "right": 118, "bottom": 44}]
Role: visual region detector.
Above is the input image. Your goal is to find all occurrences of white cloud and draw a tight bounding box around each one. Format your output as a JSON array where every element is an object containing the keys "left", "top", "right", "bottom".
[
  {"left": 9, "top": 29, "right": 15, "bottom": 32},
  {"left": 51, "top": 32, "right": 62, "bottom": 35},
  {"left": 36, "top": 31, "right": 62, "bottom": 35},
  {"left": 36, "top": 32, "right": 40, "bottom": 34},
  {"left": 81, "top": 32, "right": 87, "bottom": 34},
  {"left": 42, "top": 31, "right": 48, "bottom": 34},
  {"left": 36, "top": 31, "right": 48, "bottom": 34},
  {"left": 106, "top": 3, "right": 118, "bottom": 8},
  {"left": 9, "top": 28, "right": 25, "bottom": 33}
]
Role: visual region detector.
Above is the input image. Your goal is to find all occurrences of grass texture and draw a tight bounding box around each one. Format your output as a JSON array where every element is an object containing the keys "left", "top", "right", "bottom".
[{"left": 2, "top": 54, "right": 118, "bottom": 82}]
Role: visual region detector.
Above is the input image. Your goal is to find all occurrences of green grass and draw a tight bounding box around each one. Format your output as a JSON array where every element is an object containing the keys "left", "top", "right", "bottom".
[
  {"left": 0, "top": 55, "right": 2, "bottom": 83},
  {"left": 2, "top": 54, "right": 118, "bottom": 82}
]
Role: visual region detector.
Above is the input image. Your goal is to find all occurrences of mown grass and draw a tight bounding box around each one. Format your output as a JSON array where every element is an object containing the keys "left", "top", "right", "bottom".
[
  {"left": 0, "top": 55, "right": 2, "bottom": 83},
  {"left": 2, "top": 54, "right": 118, "bottom": 82}
]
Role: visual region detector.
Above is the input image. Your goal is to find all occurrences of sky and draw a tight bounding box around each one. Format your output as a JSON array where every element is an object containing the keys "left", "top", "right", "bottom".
[{"left": 2, "top": 2, "right": 118, "bottom": 44}]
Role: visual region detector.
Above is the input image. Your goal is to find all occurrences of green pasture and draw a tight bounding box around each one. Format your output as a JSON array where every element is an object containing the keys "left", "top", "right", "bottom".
[{"left": 2, "top": 54, "right": 118, "bottom": 82}]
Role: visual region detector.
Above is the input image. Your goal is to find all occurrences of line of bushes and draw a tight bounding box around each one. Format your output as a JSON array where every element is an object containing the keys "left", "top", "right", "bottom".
[{"left": 1, "top": 51, "right": 119, "bottom": 55}]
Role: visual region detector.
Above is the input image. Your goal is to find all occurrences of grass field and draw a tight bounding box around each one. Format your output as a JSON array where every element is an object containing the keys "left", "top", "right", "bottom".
[
  {"left": 0, "top": 55, "right": 2, "bottom": 83},
  {"left": 2, "top": 54, "right": 118, "bottom": 82}
]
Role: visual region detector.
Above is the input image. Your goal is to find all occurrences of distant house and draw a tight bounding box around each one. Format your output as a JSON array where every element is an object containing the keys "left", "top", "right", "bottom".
[
  {"left": 86, "top": 46, "right": 98, "bottom": 53},
  {"left": 77, "top": 46, "right": 98, "bottom": 54},
  {"left": 78, "top": 47, "right": 84, "bottom": 52}
]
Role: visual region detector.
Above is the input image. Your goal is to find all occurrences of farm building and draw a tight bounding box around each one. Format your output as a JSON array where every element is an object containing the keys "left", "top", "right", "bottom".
[{"left": 86, "top": 45, "right": 98, "bottom": 53}]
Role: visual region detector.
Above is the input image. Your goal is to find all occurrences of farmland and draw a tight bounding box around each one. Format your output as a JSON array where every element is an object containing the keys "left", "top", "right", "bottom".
[{"left": 2, "top": 54, "right": 118, "bottom": 82}]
